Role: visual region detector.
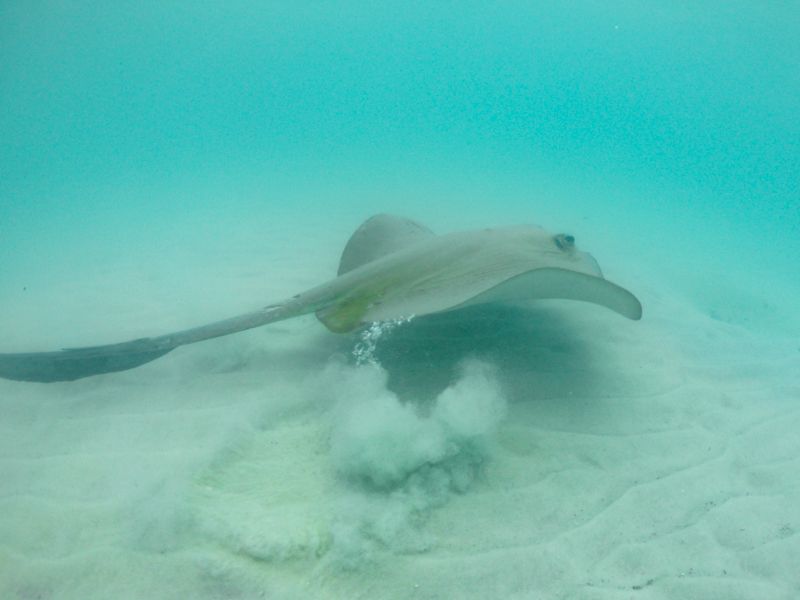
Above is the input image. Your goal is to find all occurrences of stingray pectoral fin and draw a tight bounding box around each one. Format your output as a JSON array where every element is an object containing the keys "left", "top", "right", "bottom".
[
  {"left": 0, "top": 300, "right": 306, "bottom": 383},
  {"left": 461, "top": 267, "right": 643, "bottom": 320},
  {"left": 338, "top": 214, "right": 435, "bottom": 275}
]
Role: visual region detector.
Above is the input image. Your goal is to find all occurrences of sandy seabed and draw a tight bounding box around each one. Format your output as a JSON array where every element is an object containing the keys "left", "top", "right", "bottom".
[{"left": 1, "top": 213, "right": 798, "bottom": 600}]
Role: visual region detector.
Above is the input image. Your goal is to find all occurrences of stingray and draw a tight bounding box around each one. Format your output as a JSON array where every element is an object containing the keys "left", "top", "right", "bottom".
[{"left": 0, "top": 214, "right": 641, "bottom": 383}]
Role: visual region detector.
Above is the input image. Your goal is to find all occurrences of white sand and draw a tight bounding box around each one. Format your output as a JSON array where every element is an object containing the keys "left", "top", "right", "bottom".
[{"left": 1, "top": 208, "right": 798, "bottom": 599}]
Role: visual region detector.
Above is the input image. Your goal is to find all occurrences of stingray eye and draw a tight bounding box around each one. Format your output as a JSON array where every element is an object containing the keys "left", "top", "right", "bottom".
[{"left": 553, "top": 233, "right": 575, "bottom": 250}]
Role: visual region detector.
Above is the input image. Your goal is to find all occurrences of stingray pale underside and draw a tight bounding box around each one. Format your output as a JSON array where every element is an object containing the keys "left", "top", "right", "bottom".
[{"left": 0, "top": 214, "right": 641, "bottom": 382}]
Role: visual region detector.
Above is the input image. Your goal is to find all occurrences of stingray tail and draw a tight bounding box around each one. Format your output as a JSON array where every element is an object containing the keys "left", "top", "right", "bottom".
[
  {"left": 0, "top": 341, "right": 176, "bottom": 383},
  {"left": 0, "top": 300, "right": 305, "bottom": 383}
]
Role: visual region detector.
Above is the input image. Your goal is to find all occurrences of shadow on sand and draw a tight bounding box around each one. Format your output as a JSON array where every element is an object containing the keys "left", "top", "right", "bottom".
[{"left": 326, "top": 304, "right": 604, "bottom": 406}]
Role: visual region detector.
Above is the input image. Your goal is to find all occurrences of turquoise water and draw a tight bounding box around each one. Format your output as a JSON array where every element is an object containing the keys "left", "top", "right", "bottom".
[
  {"left": 3, "top": 3, "right": 797, "bottom": 252},
  {"left": 1, "top": 3, "right": 799, "bottom": 598}
]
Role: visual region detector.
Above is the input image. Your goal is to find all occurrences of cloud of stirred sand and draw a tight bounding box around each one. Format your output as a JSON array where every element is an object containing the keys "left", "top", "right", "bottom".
[
  {"left": 187, "top": 321, "right": 509, "bottom": 573},
  {"left": 322, "top": 357, "right": 507, "bottom": 568}
]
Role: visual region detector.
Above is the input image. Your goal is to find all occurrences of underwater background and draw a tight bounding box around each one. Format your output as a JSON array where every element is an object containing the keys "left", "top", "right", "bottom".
[{"left": 1, "top": 2, "right": 799, "bottom": 599}]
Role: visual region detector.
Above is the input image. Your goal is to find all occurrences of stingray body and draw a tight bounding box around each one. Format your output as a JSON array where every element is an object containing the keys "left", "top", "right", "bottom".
[{"left": 0, "top": 215, "right": 641, "bottom": 382}]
